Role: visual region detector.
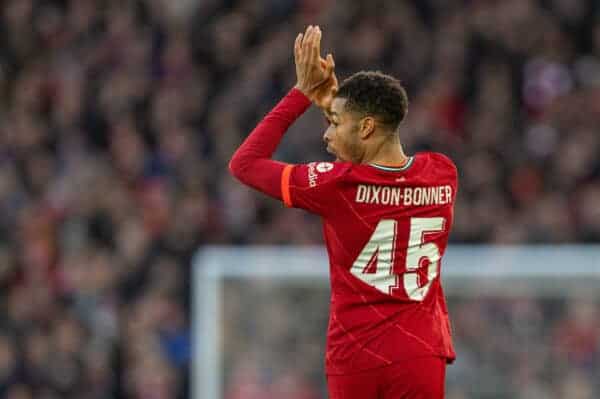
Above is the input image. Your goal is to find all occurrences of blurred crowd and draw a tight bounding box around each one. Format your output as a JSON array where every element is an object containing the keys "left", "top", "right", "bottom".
[
  {"left": 448, "top": 295, "right": 600, "bottom": 399},
  {"left": 0, "top": 0, "right": 599, "bottom": 398},
  {"left": 223, "top": 282, "right": 600, "bottom": 399}
]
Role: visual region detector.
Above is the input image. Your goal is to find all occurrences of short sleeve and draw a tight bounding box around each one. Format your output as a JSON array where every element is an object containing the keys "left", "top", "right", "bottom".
[
  {"left": 431, "top": 152, "right": 459, "bottom": 202},
  {"left": 281, "top": 161, "right": 351, "bottom": 215}
]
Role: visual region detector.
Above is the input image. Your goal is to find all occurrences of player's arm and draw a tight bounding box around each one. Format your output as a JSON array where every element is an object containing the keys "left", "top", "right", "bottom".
[
  {"left": 228, "top": 88, "right": 312, "bottom": 199},
  {"left": 229, "top": 25, "right": 336, "bottom": 200}
]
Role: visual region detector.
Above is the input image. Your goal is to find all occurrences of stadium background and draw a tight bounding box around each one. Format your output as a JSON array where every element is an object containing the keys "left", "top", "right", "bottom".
[{"left": 0, "top": 0, "right": 599, "bottom": 398}]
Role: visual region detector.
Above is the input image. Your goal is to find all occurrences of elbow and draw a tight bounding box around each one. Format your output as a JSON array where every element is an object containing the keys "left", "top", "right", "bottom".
[
  {"left": 228, "top": 152, "right": 246, "bottom": 181},
  {"left": 228, "top": 156, "right": 240, "bottom": 179}
]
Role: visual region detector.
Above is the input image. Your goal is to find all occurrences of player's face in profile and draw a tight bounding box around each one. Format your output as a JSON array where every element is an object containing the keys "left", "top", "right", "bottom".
[{"left": 323, "top": 97, "right": 362, "bottom": 162}]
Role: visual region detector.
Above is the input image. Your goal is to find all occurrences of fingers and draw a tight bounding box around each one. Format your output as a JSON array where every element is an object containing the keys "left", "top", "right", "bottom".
[
  {"left": 325, "top": 53, "right": 335, "bottom": 76},
  {"left": 306, "top": 29, "right": 314, "bottom": 64},
  {"left": 299, "top": 25, "right": 312, "bottom": 64},
  {"left": 311, "top": 27, "right": 322, "bottom": 64},
  {"left": 318, "top": 54, "right": 335, "bottom": 81},
  {"left": 303, "top": 25, "right": 314, "bottom": 47},
  {"left": 329, "top": 56, "right": 338, "bottom": 94},
  {"left": 331, "top": 72, "right": 339, "bottom": 94},
  {"left": 294, "top": 33, "right": 302, "bottom": 62},
  {"left": 295, "top": 25, "right": 336, "bottom": 97},
  {"left": 326, "top": 53, "right": 335, "bottom": 68},
  {"left": 298, "top": 25, "right": 324, "bottom": 65}
]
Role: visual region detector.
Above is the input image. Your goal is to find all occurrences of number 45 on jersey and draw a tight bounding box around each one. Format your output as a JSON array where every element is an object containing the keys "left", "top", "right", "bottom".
[{"left": 350, "top": 217, "right": 446, "bottom": 301}]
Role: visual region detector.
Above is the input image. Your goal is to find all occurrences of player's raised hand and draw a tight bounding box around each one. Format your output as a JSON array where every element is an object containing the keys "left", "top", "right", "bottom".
[
  {"left": 294, "top": 25, "right": 337, "bottom": 109},
  {"left": 312, "top": 55, "right": 338, "bottom": 111}
]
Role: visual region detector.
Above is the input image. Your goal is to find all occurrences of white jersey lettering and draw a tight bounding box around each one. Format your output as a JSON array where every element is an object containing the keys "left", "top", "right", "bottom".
[{"left": 356, "top": 185, "right": 453, "bottom": 207}]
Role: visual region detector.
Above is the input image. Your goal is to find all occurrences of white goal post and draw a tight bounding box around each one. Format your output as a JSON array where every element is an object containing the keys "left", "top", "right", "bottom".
[{"left": 192, "top": 245, "right": 600, "bottom": 399}]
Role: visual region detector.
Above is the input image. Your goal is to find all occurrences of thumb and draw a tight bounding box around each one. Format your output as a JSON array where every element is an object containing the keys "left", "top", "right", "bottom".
[
  {"left": 325, "top": 53, "right": 335, "bottom": 75},
  {"left": 327, "top": 54, "right": 335, "bottom": 68}
]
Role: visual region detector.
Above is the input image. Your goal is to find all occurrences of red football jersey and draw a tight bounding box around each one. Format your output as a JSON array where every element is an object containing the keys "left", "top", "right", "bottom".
[
  {"left": 282, "top": 153, "right": 456, "bottom": 374},
  {"left": 230, "top": 89, "right": 457, "bottom": 376}
]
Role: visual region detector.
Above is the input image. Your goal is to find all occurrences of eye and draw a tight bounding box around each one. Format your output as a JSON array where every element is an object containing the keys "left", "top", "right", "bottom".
[{"left": 324, "top": 116, "right": 337, "bottom": 127}]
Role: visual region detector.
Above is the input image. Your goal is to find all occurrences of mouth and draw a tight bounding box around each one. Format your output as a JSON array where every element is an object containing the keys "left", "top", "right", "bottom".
[{"left": 326, "top": 148, "right": 340, "bottom": 162}]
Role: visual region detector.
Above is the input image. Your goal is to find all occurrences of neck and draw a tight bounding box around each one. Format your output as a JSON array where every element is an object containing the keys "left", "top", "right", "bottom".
[{"left": 363, "top": 134, "right": 409, "bottom": 167}]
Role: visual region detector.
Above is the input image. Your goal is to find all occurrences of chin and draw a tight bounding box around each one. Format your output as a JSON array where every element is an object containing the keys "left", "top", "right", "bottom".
[{"left": 326, "top": 146, "right": 337, "bottom": 159}]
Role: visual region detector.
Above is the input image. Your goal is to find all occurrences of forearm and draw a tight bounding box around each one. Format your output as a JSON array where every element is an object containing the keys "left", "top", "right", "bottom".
[{"left": 229, "top": 88, "right": 311, "bottom": 189}]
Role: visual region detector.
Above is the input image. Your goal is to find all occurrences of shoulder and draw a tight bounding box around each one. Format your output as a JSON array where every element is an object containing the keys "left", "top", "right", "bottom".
[
  {"left": 418, "top": 152, "right": 457, "bottom": 172},
  {"left": 309, "top": 161, "right": 353, "bottom": 179},
  {"left": 419, "top": 152, "right": 456, "bottom": 167},
  {"left": 414, "top": 152, "right": 458, "bottom": 184},
  {"left": 290, "top": 161, "right": 353, "bottom": 188}
]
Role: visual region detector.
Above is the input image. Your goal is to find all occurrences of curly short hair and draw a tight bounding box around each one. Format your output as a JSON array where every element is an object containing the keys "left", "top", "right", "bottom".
[{"left": 336, "top": 71, "right": 408, "bottom": 132}]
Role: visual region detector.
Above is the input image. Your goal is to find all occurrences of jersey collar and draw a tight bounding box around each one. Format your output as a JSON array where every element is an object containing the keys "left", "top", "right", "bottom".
[{"left": 368, "top": 156, "right": 414, "bottom": 172}]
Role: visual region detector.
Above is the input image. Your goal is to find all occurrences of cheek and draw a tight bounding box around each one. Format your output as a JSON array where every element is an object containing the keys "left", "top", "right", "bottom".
[
  {"left": 327, "top": 127, "right": 342, "bottom": 147},
  {"left": 326, "top": 126, "right": 336, "bottom": 140},
  {"left": 337, "top": 128, "right": 357, "bottom": 156},
  {"left": 345, "top": 128, "right": 362, "bottom": 161}
]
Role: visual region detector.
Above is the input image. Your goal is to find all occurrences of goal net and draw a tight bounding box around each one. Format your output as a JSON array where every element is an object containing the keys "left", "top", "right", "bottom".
[{"left": 192, "top": 245, "right": 600, "bottom": 399}]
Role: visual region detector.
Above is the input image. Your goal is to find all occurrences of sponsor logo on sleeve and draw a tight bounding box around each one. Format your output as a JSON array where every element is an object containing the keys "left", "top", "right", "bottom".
[
  {"left": 307, "top": 162, "right": 318, "bottom": 187},
  {"left": 307, "top": 162, "right": 334, "bottom": 187},
  {"left": 316, "top": 162, "right": 334, "bottom": 173}
]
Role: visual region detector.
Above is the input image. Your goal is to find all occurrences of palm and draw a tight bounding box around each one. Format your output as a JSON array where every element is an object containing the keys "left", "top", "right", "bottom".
[
  {"left": 294, "top": 26, "right": 337, "bottom": 109},
  {"left": 311, "top": 65, "right": 338, "bottom": 111}
]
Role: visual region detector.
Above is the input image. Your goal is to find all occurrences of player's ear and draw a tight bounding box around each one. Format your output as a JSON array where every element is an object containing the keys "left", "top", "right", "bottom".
[{"left": 358, "top": 116, "right": 376, "bottom": 139}]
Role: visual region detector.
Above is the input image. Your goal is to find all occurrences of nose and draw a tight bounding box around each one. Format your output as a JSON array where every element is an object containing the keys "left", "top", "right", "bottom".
[{"left": 323, "top": 129, "right": 330, "bottom": 144}]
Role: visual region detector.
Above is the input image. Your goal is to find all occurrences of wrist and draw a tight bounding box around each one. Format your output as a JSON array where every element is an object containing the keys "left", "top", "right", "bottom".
[{"left": 293, "top": 85, "right": 311, "bottom": 99}]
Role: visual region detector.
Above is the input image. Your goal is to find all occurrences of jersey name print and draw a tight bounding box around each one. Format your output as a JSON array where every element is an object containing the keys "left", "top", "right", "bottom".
[
  {"left": 283, "top": 151, "right": 457, "bottom": 375},
  {"left": 355, "top": 184, "right": 453, "bottom": 206}
]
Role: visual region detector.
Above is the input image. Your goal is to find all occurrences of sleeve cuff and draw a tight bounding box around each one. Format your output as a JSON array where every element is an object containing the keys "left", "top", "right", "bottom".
[
  {"left": 281, "top": 164, "right": 294, "bottom": 207},
  {"left": 289, "top": 88, "right": 312, "bottom": 108}
]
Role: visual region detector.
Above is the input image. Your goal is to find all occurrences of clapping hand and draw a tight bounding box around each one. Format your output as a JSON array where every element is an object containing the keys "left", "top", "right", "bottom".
[{"left": 294, "top": 25, "right": 338, "bottom": 111}]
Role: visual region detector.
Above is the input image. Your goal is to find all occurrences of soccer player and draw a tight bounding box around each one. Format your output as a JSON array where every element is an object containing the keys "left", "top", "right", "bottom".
[{"left": 229, "top": 25, "right": 456, "bottom": 399}]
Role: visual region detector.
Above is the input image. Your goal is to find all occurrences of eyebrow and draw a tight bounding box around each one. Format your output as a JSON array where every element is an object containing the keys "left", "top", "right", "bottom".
[{"left": 325, "top": 110, "right": 339, "bottom": 119}]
